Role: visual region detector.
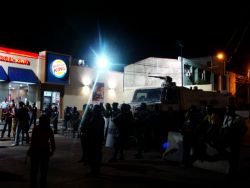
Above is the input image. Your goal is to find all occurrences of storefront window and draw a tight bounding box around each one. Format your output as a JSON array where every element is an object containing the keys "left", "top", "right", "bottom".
[{"left": 8, "top": 83, "right": 29, "bottom": 104}]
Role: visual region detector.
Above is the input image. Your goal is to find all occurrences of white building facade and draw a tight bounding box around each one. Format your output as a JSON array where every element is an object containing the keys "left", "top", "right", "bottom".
[{"left": 124, "top": 56, "right": 235, "bottom": 103}]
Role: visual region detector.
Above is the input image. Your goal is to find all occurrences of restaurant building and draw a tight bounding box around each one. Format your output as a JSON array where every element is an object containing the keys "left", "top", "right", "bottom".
[{"left": 0, "top": 47, "right": 124, "bottom": 117}]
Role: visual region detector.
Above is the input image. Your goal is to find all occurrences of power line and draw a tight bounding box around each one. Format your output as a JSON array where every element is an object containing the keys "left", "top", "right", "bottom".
[{"left": 228, "top": 20, "right": 250, "bottom": 63}]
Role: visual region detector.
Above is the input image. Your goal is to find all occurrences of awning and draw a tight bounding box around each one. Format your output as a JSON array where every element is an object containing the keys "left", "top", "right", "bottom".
[
  {"left": 0, "top": 66, "right": 8, "bottom": 81},
  {"left": 8, "top": 67, "right": 40, "bottom": 84}
]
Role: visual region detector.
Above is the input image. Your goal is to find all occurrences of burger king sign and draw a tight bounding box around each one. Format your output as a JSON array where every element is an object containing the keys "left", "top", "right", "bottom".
[{"left": 51, "top": 59, "right": 67, "bottom": 78}]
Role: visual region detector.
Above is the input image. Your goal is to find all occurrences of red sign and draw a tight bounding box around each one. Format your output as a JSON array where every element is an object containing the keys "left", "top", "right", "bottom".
[
  {"left": 0, "top": 47, "right": 38, "bottom": 59},
  {"left": 0, "top": 55, "right": 30, "bottom": 65}
]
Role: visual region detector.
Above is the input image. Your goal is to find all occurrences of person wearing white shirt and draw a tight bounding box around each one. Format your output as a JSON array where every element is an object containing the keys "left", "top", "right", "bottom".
[{"left": 1, "top": 97, "right": 9, "bottom": 122}]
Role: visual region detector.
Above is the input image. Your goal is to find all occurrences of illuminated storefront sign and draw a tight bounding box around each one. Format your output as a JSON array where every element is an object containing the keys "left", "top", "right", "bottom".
[
  {"left": 0, "top": 55, "right": 30, "bottom": 65},
  {"left": 51, "top": 59, "right": 67, "bottom": 78},
  {"left": 46, "top": 52, "right": 70, "bottom": 84}
]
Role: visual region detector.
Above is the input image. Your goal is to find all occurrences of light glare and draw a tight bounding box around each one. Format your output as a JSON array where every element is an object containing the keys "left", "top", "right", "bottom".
[
  {"left": 108, "top": 79, "right": 116, "bottom": 89},
  {"left": 97, "top": 56, "right": 108, "bottom": 69},
  {"left": 82, "top": 76, "right": 91, "bottom": 86},
  {"left": 216, "top": 52, "right": 225, "bottom": 61}
]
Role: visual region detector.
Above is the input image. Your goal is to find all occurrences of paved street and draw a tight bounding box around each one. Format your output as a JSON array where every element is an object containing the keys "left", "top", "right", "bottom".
[{"left": 0, "top": 120, "right": 250, "bottom": 188}]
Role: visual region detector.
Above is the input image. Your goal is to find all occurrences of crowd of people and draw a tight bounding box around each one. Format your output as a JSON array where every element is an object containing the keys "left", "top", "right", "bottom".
[
  {"left": 76, "top": 101, "right": 248, "bottom": 177},
  {"left": 181, "top": 104, "right": 248, "bottom": 175},
  {"left": 0, "top": 97, "right": 248, "bottom": 186},
  {"left": 63, "top": 106, "right": 80, "bottom": 137},
  {"left": 0, "top": 99, "right": 59, "bottom": 144},
  {"left": 0, "top": 98, "right": 37, "bottom": 145}
]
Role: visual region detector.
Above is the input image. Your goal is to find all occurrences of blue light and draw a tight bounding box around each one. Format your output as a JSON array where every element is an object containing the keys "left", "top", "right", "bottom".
[{"left": 162, "top": 142, "right": 169, "bottom": 149}]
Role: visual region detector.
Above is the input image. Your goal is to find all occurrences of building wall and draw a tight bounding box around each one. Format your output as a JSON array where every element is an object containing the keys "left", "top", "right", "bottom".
[
  {"left": 124, "top": 57, "right": 181, "bottom": 87},
  {"left": 64, "top": 66, "right": 124, "bottom": 110},
  {"left": 228, "top": 72, "right": 236, "bottom": 95},
  {"left": 38, "top": 51, "right": 46, "bottom": 83}
]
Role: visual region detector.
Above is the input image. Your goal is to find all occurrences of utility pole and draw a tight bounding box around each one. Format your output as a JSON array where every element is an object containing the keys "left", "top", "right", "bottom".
[
  {"left": 177, "top": 40, "right": 184, "bottom": 87},
  {"left": 210, "top": 56, "right": 215, "bottom": 91},
  {"left": 248, "top": 69, "right": 250, "bottom": 105}
]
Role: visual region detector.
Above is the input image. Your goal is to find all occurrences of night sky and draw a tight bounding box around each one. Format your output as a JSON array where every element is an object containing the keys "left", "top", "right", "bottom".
[{"left": 0, "top": 2, "right": 249, "bottom": 73}]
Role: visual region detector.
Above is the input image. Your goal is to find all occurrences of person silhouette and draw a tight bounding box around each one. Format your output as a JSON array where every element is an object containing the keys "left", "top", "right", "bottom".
[{"left": 27, "top": 114, "right": 55, "bottom": 188}]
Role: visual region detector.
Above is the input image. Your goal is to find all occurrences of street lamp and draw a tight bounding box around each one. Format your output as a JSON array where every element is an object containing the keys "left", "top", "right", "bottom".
[
  {"left": 216, "top": 52, "right": 228, "bottom": 92},
  {"left": 216, "top": 52, "right": 226, "bottom": 76}
]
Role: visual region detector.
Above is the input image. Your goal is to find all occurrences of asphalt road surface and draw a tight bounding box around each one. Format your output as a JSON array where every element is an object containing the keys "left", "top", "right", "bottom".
[{"left": 0, "top": 121, "right": 250, "bottom": 188}]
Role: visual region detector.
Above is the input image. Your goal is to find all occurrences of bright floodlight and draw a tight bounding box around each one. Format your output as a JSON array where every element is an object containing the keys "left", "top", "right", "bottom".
[
  {"left": 97, "top": 56, "right": 108, "bottom": 69},
  {"left": 78, "top": 59, "right": 84, "bottom": 66}
]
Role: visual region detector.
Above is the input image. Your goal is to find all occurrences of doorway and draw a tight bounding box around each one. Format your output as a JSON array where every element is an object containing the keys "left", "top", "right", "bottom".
[{"left": 42, "top": 91, "right": 60, "bottom": 111}]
